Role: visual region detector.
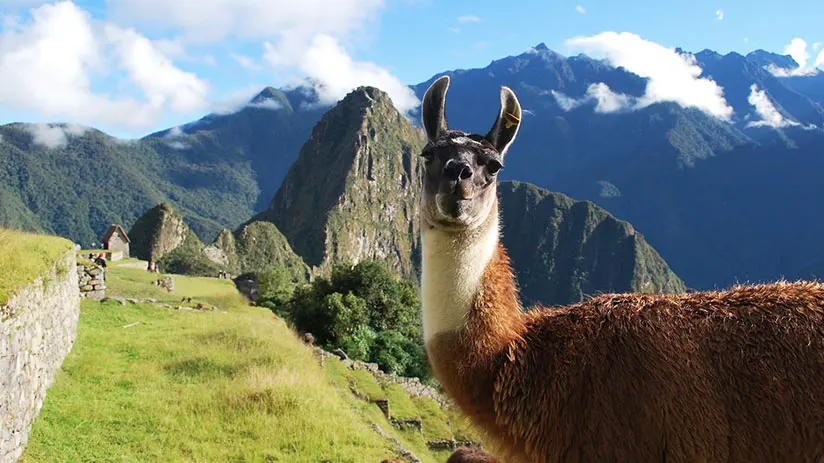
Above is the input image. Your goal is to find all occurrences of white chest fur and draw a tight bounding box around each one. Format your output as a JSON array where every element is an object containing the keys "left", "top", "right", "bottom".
[{"left": 421, "top": 214, "right": 500, "bottom": 344}]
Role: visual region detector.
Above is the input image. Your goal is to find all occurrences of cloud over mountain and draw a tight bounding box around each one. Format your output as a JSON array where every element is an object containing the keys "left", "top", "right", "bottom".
[
  {"left": 767, "top": 38, "right": 822, "bottom": 76},
  {"left": 264, "top": 34, "right": 419, "bottom": 114},
  {"left": 566, "top": 32, "right": 734, "bottom": 119},
  {"left": 746, "top": 84, "right": 801, "bottom": 129},
  {"left": 0, "top": 1, "right": 209, "bottom": 131}
]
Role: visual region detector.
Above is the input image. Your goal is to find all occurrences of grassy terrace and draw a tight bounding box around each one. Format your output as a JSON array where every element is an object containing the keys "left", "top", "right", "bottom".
[
  {"left": 19, "top": 257, "right": 484, "bottom": 462},
  {"left": 0, "top": 228, "right": 73, "bottom": 306}
]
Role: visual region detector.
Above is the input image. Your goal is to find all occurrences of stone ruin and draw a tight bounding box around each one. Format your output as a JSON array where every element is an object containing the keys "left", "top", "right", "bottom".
[
  {"left": 76, "top": 263, "right": 105, "bottom": 300},
  {"left": 153, "top": 276, "right": 174, "bottom": 293}
]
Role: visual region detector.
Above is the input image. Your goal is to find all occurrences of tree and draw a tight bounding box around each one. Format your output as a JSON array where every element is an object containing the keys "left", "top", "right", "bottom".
[{"left": 279, "top": 260, "right": 429, "bottom": 380}]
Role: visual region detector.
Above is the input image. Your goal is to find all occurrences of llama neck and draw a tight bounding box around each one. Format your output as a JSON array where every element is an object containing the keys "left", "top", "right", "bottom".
[{"left": 420, "top": 203, "right": 523, "bottom": 346}]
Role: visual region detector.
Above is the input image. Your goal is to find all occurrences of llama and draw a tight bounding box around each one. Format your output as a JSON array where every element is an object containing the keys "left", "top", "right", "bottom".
[{"left": 418, "top": 75, "right": 824, "bottom": 462}]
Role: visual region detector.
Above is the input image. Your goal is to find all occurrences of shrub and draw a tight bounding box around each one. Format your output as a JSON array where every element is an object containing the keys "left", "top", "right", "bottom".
[
  {"left": 256, "top": 265, "right": 303, "bottom": 315},
  {"left": 159, "top": 244, "right": 222, "bottom": 277},
  {"left": 281, "top": 260, "right": 428, "bottom": 379}
]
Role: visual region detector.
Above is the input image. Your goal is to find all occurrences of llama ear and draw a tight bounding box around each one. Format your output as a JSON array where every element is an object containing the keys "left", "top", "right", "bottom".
[
  {"left": 485, "top": 86, "right": 522, "bottom": 157},
  {"left": 421, "top": 75, "right": 450, "bottom": 141}
]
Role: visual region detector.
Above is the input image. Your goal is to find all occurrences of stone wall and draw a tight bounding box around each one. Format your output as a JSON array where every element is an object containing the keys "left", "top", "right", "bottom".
[
  {"left": 1, "top": 250, "right": 80, "bottom": 462},
  {"left": 76, "top": 263, "right": 105, "bottom": 300},
  {"left": 313, "top": 347, "right": 449, "bottom": 408}
]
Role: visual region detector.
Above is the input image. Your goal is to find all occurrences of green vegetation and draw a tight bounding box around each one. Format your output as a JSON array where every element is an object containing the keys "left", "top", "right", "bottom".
[
  {"left": 261, "top": 86, "right": 424, "bottom": 276},
  {"left": 498, "top": 181, "right": 685, "bottom": 306},
  {"left": 21, "top": 260, "right": 402, "bottom": 462},
  {"left": 273, "top": 260, "right": 429, "bottom": 380},
  {"left": 382, "top": 384, "right": 418, "bottom": 420},
  {"left": 321, "top": 356, "right": 482, "bottom": 462},
  {"left": 0, "top": 228, "right": 73, "bottom": 305},
  {"left": 14, "top": 254, "right": 486, "bottom": 462},
  {"left": 0, "top": 88, "right": 326, "bottom": 246},
  {"left": 230, "top": 221, "right": 310, "bottom": 277},
  {"left": 157, "top": 230, "right": 222, "bottom": 277}
]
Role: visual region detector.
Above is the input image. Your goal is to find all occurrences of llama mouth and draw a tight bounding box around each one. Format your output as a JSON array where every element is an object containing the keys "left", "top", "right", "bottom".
[{"left": 436, "top": 193, "right": 474, "bottom": 221}]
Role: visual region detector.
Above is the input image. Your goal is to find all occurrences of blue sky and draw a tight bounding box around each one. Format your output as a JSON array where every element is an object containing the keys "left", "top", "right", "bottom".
[{"left": 0, "top": 0, "right": 822, "bottom": 139}]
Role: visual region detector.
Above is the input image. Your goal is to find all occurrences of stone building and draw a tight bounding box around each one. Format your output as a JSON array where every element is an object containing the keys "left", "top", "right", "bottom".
[{"left": 101, "top": 224, "right": 130, "bottom": 258}]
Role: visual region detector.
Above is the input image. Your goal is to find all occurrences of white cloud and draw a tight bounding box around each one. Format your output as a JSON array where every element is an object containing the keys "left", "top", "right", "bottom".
[
  {"left": 209, "top": 84, "right": 285, "bottom": 114},
  {"left": 264, "top": 34, "right": 419, "bottom": 114},
  {"left": 552, "top": 83, "right": 633, "bottom": 113},
  {"left": 816, "top": 49, "right": 824, "bottom": 68},
  {"left": 715, "top": 9, "right": 724, "bottom": 20},
  {"left": 566, "top": 31, "right": 733, "bottom": 119},
  {"left": 456, "top": 15, "right": 481, "bottom": 23},
  {"left": 0, "top": 1, "right": 210, "bottom": 132},
  {"left": 447, "top": 27, "right": 460, "bottom": 34},
  {"left": 2, "top": 1, "right": 416, "bottom": 132},
  {"left": 746, "top": 84, "right": 800, "bottom": 129},
  {"left": 786, "top": 37, "right": 809, "bottom": 67},
  {"left": 768, "top": 38, "right": 821, "bottom": 76},
  {"left": 576, "top": 5, "right": 586, "bottom": 14},
  {"left": 230, "top": 52, "right": 260, "bottom": 71},
  {"left": 166, "top": 140, "right": 190, "bottom": 149},
  {"left": 588, "top": 83, "right": 632, "bottom": 112},
  {"left": 248, "top": 99, "right": 283, "bottom": 110},
  {"left": 153, "top": 38, "right": 187, "bottom": 60},
  {"left": 813, "top": 42, "right": 822, "bottom": 52},
  {"left": 109, "top": 0, "right": 384, "bottom": 43},
  {"left": 109, "top": 0, "right": 415, "bottom": 114},
  {"left": 552, "top": 90, "right": 584, "bottom": 111},
  {"left": 105, "top": 24, "right": 209, "bottom": 113},
  {"left": 27, "top": 123, "right": 87, "bottom": 148},
  {"left": 210, "top": 84, "right": 267, "bottom": 114},
  {"left": 166, "top": 126, "right": 184, "bottom": 137},
  {"left": 744, "top": 37, "right": 749, "bottom": 44}
]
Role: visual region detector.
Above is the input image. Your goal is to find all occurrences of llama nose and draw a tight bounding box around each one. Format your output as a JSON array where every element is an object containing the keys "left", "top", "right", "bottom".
[{"left": 444, "top": 160, "right": 473, "bottom": 181}]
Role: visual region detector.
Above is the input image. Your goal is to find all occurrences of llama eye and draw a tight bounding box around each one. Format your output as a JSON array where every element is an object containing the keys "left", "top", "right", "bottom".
[
  {"left": 420, "top": 151, "right": 434, "bottom": 163},
  {"left": 486, "top": 160, "right": 503, "bottom": 174}
]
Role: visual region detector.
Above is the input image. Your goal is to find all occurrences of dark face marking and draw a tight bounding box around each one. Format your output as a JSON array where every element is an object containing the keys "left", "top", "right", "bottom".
[{"left": 421, "top": 130, "right": 503, "bottom": 229}]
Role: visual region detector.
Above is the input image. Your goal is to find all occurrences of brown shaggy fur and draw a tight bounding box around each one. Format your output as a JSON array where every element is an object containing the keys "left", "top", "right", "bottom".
[{"left": 427, "top": 244, "right": 824, "bottom": 462}]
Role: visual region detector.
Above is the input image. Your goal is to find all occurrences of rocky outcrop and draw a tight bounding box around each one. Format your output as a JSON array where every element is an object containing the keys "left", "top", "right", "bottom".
[
  {"left": 128, "top": 203, "right": 191, "bottom": 262},
  {"left": 258, "top": 86, "right": 684, "bottom": 306},
  {"left": 203, "top": 229, "right": 239, "bottom": 271},
  {"left": 262, "top": 87, "right": 425, "bottom": 277},
  {"left": 499, "top": 181, "right": 685, "bottom": 306},
  {"left": 313, "top": 347, "right": 448, "bottom": 408},
  {"left": 229, "top": 221, "right": 309, "bottom": 278},
  {"left": 76, "top": 262, "right": 105, "bottom": 300},
  {"left": 1, "top": 250, "right": 79, "bottom": 462}
]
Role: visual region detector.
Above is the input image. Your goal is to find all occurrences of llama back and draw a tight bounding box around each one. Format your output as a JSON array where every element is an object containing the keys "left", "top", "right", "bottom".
[{"left": 492, "top": 281, "right": 824, "bottom": 462}]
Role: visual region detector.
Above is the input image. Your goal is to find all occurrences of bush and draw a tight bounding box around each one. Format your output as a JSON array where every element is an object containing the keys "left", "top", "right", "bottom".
[
  {"left": 339, "top": 325, "right": 377, "bottom": 361},
  {"left": 281, "top": 260, "right": 428, "bottom": 379},
  {"left": 158, "top": 243, "right": 222, "bottom": 277},
  {"left": 256, "top": 265, "right": 303, "bottom": 315}
]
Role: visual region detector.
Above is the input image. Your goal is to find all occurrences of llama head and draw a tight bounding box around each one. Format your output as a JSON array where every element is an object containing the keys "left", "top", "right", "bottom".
[{"left": 420, "top": 75, "right": 522, "bottom": 231}]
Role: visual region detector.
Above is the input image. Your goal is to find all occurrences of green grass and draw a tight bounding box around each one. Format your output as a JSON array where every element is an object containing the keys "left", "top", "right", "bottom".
[
  {"left": 413, "top": 397, "right": 454, "bottom": 441},
  {"left": 18, "top": 250, "right": 486, "bottom": 462},
  {"left": 382, "top": 383, "right": 419, "bottom": 420},
  {"left": 20, "top": 265, "right": 397, "bottom": 462},
  {"left": 322, "top": 358, "right": 386, "bottom": 402},
  {"left": 0, "top": 228, "right": 73, "bottom": 305},
  {"left": 105, "top": 263, "right": 245, "bottom": 309}
]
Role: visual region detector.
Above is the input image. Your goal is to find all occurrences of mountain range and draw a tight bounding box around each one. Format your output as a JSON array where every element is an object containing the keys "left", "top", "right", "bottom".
[
  {"left": 1, "top": 43, "right": 823, "bottom": 291},
  {"left": 121, "top": 86, "right": 683, "bottom": 307}
]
